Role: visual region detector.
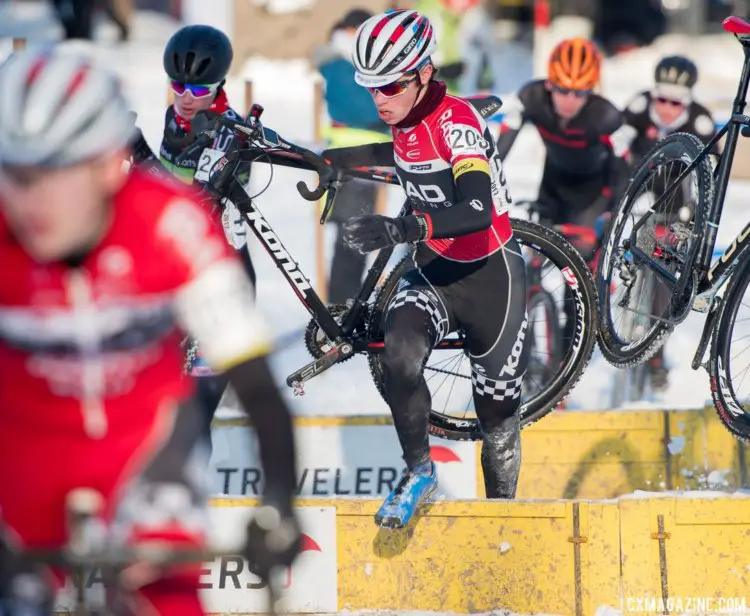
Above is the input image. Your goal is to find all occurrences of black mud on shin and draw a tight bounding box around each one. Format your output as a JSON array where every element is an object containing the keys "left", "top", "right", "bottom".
[
  {"left": 469, "top": 244, "right": 529, "bottom": 499},
  {"left": 382, "top": 276, "right": 450, "bottom": 470}
]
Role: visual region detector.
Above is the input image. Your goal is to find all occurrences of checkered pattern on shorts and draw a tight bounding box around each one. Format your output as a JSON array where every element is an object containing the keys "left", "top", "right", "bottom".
[
  {"left": 388, "top": 289, "right": 450, "bottom": 344},
  {"left": 471, "top": 371, "right": 524, "bottom": 401}
]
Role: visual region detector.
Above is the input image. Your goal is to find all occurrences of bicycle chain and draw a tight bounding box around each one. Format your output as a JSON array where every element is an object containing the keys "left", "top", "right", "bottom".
[{"left": 304, "top": 303, "right": 368, "bottom": 362}]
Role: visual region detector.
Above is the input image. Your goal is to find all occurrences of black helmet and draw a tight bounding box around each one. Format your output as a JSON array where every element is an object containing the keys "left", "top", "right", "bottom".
[
  {"left": 654, "top": 55, "right": 698, "bottom": 89},
  {"left": 163, "top": 25, "right": 233, "bottom": 84}
]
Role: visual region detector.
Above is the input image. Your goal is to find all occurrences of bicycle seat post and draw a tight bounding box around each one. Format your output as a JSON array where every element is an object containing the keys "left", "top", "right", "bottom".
[{"left": 707, "top": 18, "right": 750, "bottom": 269}]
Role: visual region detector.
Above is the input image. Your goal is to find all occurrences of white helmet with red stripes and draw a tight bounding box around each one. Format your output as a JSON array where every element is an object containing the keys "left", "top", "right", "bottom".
[
  {"left": 352, "top": 10, "right": 437, "bottom": 88},
  {"left": 0, "top": 46, "right": 136, "bottom": 167}
]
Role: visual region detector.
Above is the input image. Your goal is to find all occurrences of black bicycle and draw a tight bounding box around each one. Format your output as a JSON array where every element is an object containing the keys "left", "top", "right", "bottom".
[
  {"left": 597, "top": 16, "right": 750, "bottom": 438},
  {"left": 181, "top": 100, "right": 597, "bottom": 441}
]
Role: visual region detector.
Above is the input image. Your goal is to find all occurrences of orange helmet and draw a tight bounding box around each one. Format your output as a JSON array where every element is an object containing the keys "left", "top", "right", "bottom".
[{"left": 548, "top": 37, "right": 601, "bottom": 91}]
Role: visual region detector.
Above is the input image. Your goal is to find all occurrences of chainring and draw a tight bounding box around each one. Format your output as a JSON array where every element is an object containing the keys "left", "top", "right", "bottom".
[{"left": 304, "top": 303, "right": 367, "bottom": 360}]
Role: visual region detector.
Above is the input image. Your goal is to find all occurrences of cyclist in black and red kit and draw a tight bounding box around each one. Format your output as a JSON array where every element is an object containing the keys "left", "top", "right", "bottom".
[
  {"left": 496, "top": 37, "right": 630, "bottom": 234},
  {"left": 496, "top": 38, "right": 629, "bottom": 351},
  {"left": 323, "top": 9, "right": 529, "bottom": 528}
]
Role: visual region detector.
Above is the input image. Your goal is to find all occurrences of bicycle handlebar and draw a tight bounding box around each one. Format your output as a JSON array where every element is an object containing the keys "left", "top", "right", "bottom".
[{"left": 189, "top": 109, "right": 335, "bottom": 201}]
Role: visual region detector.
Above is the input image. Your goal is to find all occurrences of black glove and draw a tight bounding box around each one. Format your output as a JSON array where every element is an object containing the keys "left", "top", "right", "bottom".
[
  {"left": 130, "top": 127, "right": 157, "bottom": 165},
  {"left": 244, "top": 504, "right": 301, "bottom": 583},
  {"left": 343, "top": 214, "right": 426, "bottom": 254}
]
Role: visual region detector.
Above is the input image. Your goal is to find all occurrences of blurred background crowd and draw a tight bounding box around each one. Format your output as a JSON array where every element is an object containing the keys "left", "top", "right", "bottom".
[
  {"left": 26, "top": 0, "right": 750, "bottom": 69},
  {"left": 3, "top": 0, "right": 750, "bottom": 407}
]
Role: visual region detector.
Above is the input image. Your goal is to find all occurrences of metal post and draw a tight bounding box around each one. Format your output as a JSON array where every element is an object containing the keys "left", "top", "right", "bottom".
[
  {"left": 734, "top": 0, "right": 750, "bottom": 18},
  {"left": 687, "top": 0, "right": 708, "bottom": 36}
]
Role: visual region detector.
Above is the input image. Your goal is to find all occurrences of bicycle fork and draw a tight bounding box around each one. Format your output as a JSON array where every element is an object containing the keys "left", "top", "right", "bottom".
[{"left": 691, "top": 295, "right": 723, "bottom": 371}]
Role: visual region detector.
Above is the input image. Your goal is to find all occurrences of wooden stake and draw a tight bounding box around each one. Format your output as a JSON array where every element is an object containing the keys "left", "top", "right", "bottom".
[
  {"left": 244, "top": 79, "right": 253, "bottom": 113},
  {"left": 312, "top": 76, "right": 328, "bottom": 303},
  {"left": 12, "top": 38, "right": 26, "bottom": 52},
  {"left": 313, "top": 79, "right": 324, "bottom": 145}
]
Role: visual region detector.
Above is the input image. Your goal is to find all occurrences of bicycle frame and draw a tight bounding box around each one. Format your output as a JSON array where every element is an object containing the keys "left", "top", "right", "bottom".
[
  {"left": 609, "top": 26, "right": 750, "bottom": 371},
  {"left": 222, "top": 157, "right": 465, "bottom": 390},
  {"left": 189, "top": 95, "right": 500, "bottom": 391},
  {"left": 625, "top": 36, "right": 750, "bottom": 308}
]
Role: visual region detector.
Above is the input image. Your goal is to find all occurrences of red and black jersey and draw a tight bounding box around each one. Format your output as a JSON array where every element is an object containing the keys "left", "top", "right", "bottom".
[
  {"left": 392, "top": 93, "right": 513, "bottom": 263},
  {"left": 496, "top": 79, "right": 627, "bottom": 177}
]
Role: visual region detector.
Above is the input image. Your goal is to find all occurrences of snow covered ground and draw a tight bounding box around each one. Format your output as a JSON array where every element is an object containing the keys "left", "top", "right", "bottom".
[{"left": 2, "top": 6, "right": 749, "bottom": 416}]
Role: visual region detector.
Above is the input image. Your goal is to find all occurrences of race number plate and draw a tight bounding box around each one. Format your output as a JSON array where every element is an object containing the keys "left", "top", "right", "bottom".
[{"left": 194, "top": 148, "right": 225, "bottom": 182}]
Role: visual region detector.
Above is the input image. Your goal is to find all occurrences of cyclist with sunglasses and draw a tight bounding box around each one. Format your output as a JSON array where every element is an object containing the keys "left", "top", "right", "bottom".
[
  {"left": 494, "top": 38, "right": 629, "bottom": 358},
  {"left": 621, "top": 55, "right": 718, "bottom": 166},
  {"left": 0, "top": 47, "right": 300, "bottom": 615},
  {"left": 322, "top": 9, "right": 529, "bottom": 528},
  {"left": 133, "top": 24, "right": 258, "bottom": 437},
  {"left": 618, "top": 55, "right": 718, "bottom": 393},
  {"left": 496, "top": 37, "right": 630, "bottom": 233}
]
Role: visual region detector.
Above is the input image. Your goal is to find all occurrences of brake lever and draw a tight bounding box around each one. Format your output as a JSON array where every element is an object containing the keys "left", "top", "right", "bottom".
[
  {"left": 319, "top": 169, "right": 346, "bottom": 224},
  {"left": 296, "top": 157, "right": 335, "bottom": 201}
]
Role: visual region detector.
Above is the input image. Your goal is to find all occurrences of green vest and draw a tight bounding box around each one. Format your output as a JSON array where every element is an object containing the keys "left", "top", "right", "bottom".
[
  {"left": 415, "top": 0, "right": 462, "bottom": 66},
  {"left": 322, "top": 124, "right": 392, "bottom": 149}
]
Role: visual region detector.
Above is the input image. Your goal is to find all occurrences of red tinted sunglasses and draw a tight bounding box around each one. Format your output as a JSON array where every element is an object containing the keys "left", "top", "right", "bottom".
[
  {"left": 367, "top": 74, "right": 418, "bottom": 98},
  {"left": 170, "top": 80, "right": 219, "bottom": 99}
]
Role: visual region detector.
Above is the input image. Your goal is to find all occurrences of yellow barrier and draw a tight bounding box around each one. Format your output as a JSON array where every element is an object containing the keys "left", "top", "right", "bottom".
[
  {"left": 516, "top": 409, "right": 668, "bottom": 500},
  {"left": 516, "top": 406, "right": 749, "bottom": 499},
  {"left": 203, "top": 495, "right": 750, "bottom": 616},
  {"left": 618, "top": 495, "right": 750, "bottom": 615},
  {"left": 215, "top": 405, "right": 750, "bottom": 500},
  {"left": 334, "top": 499, "right": 620, "bottom": 616}
]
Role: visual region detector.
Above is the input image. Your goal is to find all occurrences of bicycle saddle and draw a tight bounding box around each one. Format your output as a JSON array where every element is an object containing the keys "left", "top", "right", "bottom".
[{"left": 723, "top": 16, "right": 750, "bottom": 35}]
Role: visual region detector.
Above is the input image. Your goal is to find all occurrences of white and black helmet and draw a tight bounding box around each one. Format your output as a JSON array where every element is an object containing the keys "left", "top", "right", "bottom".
[
  {"left": 653, "top": 55, "right": 698, "bottom": 103},
  {"left": 352, "top": 10, "right": 437, "bottom": 88},
  {"left": 0, "top": 46, "right": 136, "bottom": 168}
]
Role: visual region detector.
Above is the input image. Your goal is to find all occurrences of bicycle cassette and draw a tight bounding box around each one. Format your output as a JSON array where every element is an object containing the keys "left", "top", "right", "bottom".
[{"left": 304, "top": 303, "right": 367, "bottom": 360}]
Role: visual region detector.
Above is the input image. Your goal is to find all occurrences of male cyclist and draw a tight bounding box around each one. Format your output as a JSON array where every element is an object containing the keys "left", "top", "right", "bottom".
[
  {"left": 619, "top": 55, "right": 719, "bottom": 391},
  {"left": 0, "top": 47, "right": 299, "bottom": 615},
  {"left": 496, "top": 37, "right": 630, "bottom": 235},
  {"left": 495, "top": 38, "right": 629, "bottom": 351},
  {"left": 323, "top": 9, "right": 529, "bottom": 528},
  {"left": 132, "top": 24, "right": 257, "bottom": 437}
]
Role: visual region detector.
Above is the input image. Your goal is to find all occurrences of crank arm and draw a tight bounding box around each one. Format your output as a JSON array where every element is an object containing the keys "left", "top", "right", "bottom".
[{"left": 286, "top": 340, "right": 354, "bottom": 389}]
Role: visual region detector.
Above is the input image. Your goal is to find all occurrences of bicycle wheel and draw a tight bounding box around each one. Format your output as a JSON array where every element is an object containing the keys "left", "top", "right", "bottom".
[
  {"left": 524, "top": 290, "right": 563, "bottom": 400},
  {"left": 366, "top": 219, "right": 597, "bottom": 441},
  {"left": 710, "top": 257, "right": 750, "bottom": 440},
  {"left": 610, "top": 270, "right": 657, "bottom": 406},
  {"left": 597, "top": 132, "right": 712, "bottom": 366}
]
